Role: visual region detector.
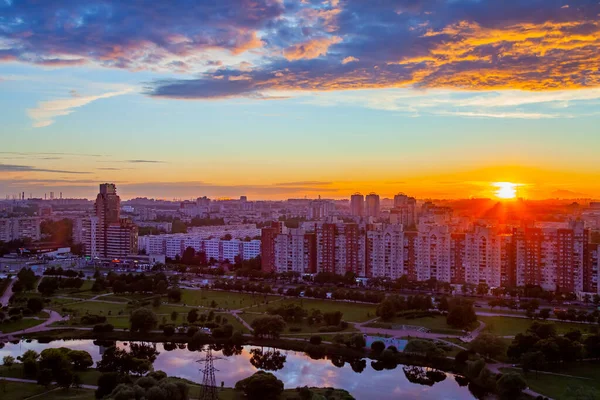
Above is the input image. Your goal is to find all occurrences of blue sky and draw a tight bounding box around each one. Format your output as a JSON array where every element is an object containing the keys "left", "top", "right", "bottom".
[{"left": 1, "top": 0, "right": 600, "bottom": 200}]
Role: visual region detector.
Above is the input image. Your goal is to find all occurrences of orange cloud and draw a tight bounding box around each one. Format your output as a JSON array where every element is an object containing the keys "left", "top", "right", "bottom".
[{"left": 283, "top": 36, "right": 342, "bottom": 60}]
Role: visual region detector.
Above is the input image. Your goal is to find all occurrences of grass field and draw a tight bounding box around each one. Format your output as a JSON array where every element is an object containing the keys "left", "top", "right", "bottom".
[
  {"left": 367, "top": 315, "right": 466, "bottom": 335},
  {"left": 479, "top": 316, "right": 594, "bottom": 337},
  {"left": 500, "top": 365, "right": 600, "bottom": 400},
  {"left": 0, "top": 365, "right": 100, "bottom": 386},
  {"left": 0, "top": 380, "right": 48, "bottom": 400},
  {"left": 0, "top": 318, "right": 45, "bottom": 333},
  {"left": 249, "top": 298, "right": 377, "bottom": 323},
  {"left": 179, "top": 289, "right": 278, "bottom": 310},
  {"left": 40, "top": 388, "right": 96, "bottom": 400},
  {"left": 240, "top": 312, "right": 357, "bottom": 335},
  {"left": 54, "top": 280, "right": 96, "bottom": 299}
]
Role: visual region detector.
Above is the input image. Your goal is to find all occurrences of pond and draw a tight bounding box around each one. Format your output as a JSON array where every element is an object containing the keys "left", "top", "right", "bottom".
[{"left": 0, "top": 340, "right": 486, "bottom": 399}]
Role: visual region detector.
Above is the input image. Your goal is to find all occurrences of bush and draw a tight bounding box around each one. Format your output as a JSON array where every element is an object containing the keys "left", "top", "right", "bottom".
[
  {"left": 289, "top": 327, "right": 302, "bottom": 333},
  {"left": 163, "top": 325, "right": 175, "bottom": 336},
  {"left": 309, "top": 335, "right": 322, "bottom": 345},
  {"left": 371, "top": 340, "right": 385, "bottom": 354},
  {"left": 81, "top": 314, "right": 107, "bottom": 325},
  {"left": 93, "top": 324, "right": 114, "bottom": 333},
  {"left": 187, "top": 326, "right": 199, "bottom": 337}
]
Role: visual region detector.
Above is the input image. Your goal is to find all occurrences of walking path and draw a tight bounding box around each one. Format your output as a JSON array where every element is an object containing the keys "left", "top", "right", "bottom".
[
  {"left": 0, "top": 277, "right": 15, "bottom": 307},
  {"left": 0, "top": 309, "right": 67, "bottom": 339}
]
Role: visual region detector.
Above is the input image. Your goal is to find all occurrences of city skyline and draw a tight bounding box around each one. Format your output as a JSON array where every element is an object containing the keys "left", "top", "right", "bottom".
[{"left": 2, "top": 1, "right": 600, "bottom": 200}]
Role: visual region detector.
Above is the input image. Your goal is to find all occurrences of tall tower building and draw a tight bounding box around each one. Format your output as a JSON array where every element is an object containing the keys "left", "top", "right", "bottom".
[
  {"left": 365, "top": 193, "right": 380, "bottom": 218},
  {"left": 91, "top": 183, "right": 137, "bottom": 258},
  {"left": 350, "top": 193, "right": 364, "bottom": 217}
]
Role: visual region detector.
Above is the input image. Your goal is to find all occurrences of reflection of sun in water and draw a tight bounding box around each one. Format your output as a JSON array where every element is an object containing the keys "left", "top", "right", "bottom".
[{"left": 493, "top": 182, "right": 519, "bottom": 199}]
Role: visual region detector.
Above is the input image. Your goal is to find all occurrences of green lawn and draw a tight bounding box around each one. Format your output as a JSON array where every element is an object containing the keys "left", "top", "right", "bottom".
[
  {"left": 367, "top": 315, "right": 466, "bottom": 335},
  {"left": 249, "top": 298, "right": 377, "bottom": 323},
  {"left": 54, "top": 280, "right": 97, "bottom": 299},
  {"left": 179, "top": 289, "right": 278, "bottom": 310},
  {"left": 0, "top": 380, "right": 48, "bottom": 400},
  {"left": 479, "top": 316, "right": 594, "bottom": 337},
  {"left": 0, "top": 318, "right": 45, "bottom": 333},
  {"left": 0, "top": 365, "right": 100, "bottom": 387},
  {"left": 500, "top": 366, "right": 600, "bottom": 400},
  {"left": 39, "top": 388, "right": 96, "bottom": 400},
  {"left": 240, "top": 312, "right": 357, "bottom": 335}
]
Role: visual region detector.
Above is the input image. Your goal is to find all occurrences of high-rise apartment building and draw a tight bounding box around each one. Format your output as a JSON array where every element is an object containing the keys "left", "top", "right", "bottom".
[
  {"left": 350, "top": 193, "right": 365, "bottom": 217},
  {"left": 366, "top": 225, "right": 404, "bottom": 278},
  {"left": 390, "top": 193, "right": 417, "bottom": 227},
  {"left": 308, "top": 199, "right": 334, "bottom": 220},
  {"left": 0, "top": 217, "right": 41, "bottom": 242},
  {"left": 315, "top": 223, "right": 365, "bottom": 276},
  {"left": 513, "top": 221, "right": 588, "bottom": 292},
  {"left": 365, "top": 193, "right": 380, "bottom": 218},
  {"left": 86, "top": 184, "right": 137, "bottom": 258}
]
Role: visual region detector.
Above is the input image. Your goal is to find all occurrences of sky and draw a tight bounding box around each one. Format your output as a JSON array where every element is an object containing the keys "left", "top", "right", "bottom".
[{"left": 1, "top": 0, "right": 600, "bottom": 201}]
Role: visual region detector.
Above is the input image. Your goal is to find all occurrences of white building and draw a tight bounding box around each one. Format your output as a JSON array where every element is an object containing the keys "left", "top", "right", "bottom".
[{"left": 0, "top": 217, "right": 41, "bottom": 242}]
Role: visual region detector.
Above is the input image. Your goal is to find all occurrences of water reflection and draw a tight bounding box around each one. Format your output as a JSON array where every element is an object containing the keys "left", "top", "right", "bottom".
[{"left": 0, "top": 340, "right": 479, "bottom": 399}]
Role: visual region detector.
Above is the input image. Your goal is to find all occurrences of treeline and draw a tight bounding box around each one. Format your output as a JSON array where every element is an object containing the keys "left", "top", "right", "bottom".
[
  {"left": 43, "top": 266, "right": 84, "bottom": 277},
  {"left": 93, "top": 271, "right": 171, "bottom": 294},
  {"left": 212, "top": 279, "right": 272, "bottom": 294},
  {"left": 38, "top": 276, "right": 84, "bottom": 296}
]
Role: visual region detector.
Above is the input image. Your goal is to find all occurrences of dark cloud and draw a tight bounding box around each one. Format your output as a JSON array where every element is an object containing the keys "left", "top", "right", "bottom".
[
  {"left": 0, "top": 163, "right": 89, "bottom": 174},
  {"left": 97, "top": 167, "right": 120, "bottom": 171},
  {"left": 275, "top": 181, "right": 333, "bottom": 186},
  {"left": 126, "top": 160, "right": 166, "bottom": 164},
  {"left": 0, "top": 0, "right": 284, "bottom": 69},
  {"left": 2, "top": 0, "right": 600, "bottom": 96}
]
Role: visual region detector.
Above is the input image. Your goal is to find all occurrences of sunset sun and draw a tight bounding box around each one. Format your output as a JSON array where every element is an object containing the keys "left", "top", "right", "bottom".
[{"left": 493, "top": 182, "right": 519, "bottom": 199}]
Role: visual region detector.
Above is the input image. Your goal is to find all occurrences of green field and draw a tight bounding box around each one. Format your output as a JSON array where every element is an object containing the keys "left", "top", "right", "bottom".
[
  {"left": 179, "top": 289, "right": 278, "bottom": 310},
  {"left": 368, "top": 315, "right": 466, "bottom": 335},
  {"left": 0, "top": 318, "right": 45, "bottom": 333},
  {"left": 0, "top": 365, "right": 100, "bottom": 386},
  {"left": 249, "top": 298, "right": 377, "bottom": 323},
  {"left": 479, "top": 316, "right": 594, "bottom": 337},
  {"left": 240, "top": 312, "right": 357, "bottom": 335},
  {"left": 0, "top": 380, "right": 48, "bottom": 400},
  {"left": 39, "top": 388, "right": 96, "bottom": 400},
  {"left": 500, "top": 365, "right": 600, "bottom": 400},
  {"left": 54, "top": 280, "right": 97, "bottom": 299}
]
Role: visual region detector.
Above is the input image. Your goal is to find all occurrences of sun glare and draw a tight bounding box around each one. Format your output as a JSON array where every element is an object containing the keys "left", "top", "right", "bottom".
[{"left": 493, "top": 182, "right": 519, "bottom": 199}]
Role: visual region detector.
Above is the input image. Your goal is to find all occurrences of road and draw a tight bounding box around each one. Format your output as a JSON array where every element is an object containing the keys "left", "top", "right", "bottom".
[{"left": 0, "top": 277, "right": 15, "bottom": 307}]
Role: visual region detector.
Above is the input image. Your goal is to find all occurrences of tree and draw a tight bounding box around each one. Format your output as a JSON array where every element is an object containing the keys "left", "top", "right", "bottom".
[
  {"left": 371, "top": 340, "right": 385, "bottom": 354},
  {"left": 538, "top": 308, "right": 551, "bottom": 320},
  {"left": 170, "top": 311, "right": 178, "bottom": 322},
  {"left": 187, "top": 309, "right": 198, "bottom": 324},
  {"left": 251, "top": 315, "right": 286, "bottom": 339},
  {"left": 2, "top": 356, "right": 14, "bottom": 369},
  {"left": 167, "top": 288, "right": 182, "bottom": 303},
  {"left": 235, "top": 371, "right": 284, "bottom": 400},
  {"left": 130, "top": 308, "right": 158, "bottom": 332},
  {"left": 26, "top": 297, "right": 44, "bottom": 314},
  {"left": 323, "top": 311, "right": 343, "bottom": 326},
  {"left": 163, "top": 325, "right": 175, "bottom": 336},
  {"left": 68, "top": 350, "right": 93, "bottom": 371},
  {"left": 521, "top": 351, "right": 546, "bottom": 377},
  {"left": 95, "top": 372, "right": 122, "bottom": 399},
  {"left": 496, "top": 372, "right": 527, "bottom": 399},
  {"left": 37, "top": 368, "right": 53, "bottom": 387},
  {"left": 469, "top": 333, "right": 507, "bottom": 360},
  {"left": 447, "top": 299, "right": 477, "bottom": 329},
  {"left": 309, "top": 335, "right": 322, "bottom": 345},
  {"left": 376, "top": 298, "right": 397, "bottom": 321},
  {"left": 404, "top": 339, "right": 445, "bottom": 358}
]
